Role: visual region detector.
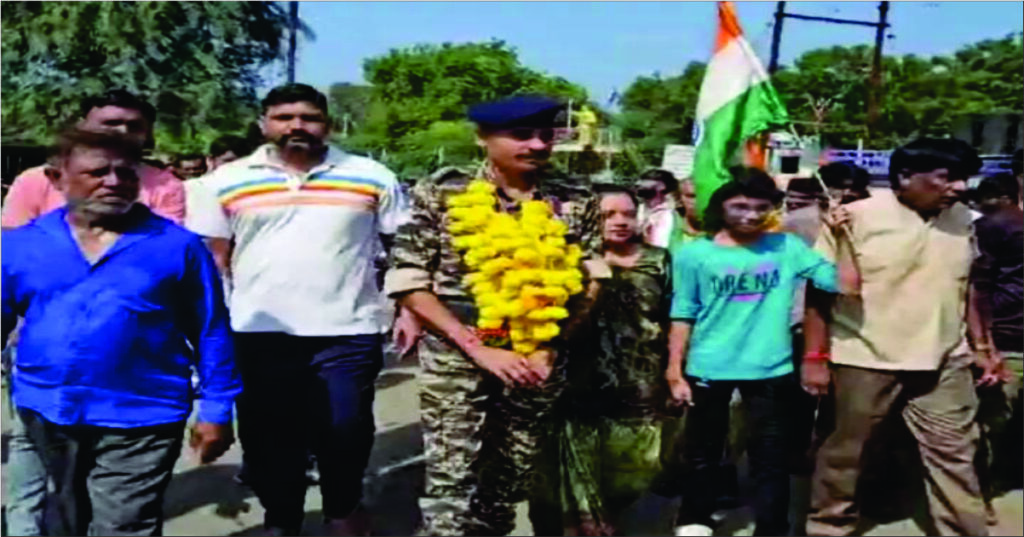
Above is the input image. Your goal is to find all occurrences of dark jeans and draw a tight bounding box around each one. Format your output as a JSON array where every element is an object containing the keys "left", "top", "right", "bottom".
[
  {"left": 676, "top": 374, "right": 797, "bottom": 536},
  {"left": 17, "top": 408, "right": 184, "bottom": 536},
  {"left": 234, "top": 332, "right": 383, "bottom": 531}
]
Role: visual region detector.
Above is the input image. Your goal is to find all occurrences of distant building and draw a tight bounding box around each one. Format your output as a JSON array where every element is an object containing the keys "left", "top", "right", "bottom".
[
  {"left": 952, "top": 113, "right": 1023, "bottom": 156},
  {"left": 767, "top": 132, "right": 822, "bottom": 184}
]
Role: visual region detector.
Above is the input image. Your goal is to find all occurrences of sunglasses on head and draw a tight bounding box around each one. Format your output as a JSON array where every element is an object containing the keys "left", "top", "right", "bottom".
[{"left": 502, "top": 127, "right": 556, "bottom": 143}]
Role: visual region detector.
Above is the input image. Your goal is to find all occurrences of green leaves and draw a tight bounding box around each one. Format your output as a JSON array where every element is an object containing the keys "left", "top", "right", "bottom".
[
  {"left": 8, "top": 2, "right": 1016, "bottom": 175},
  {"left": 617, "top": 33, "right": 1023, "bottom": 156},
  {"left": 615, "top": 62, "right": 705, "bottom": 166},
  {"left": 771, "top": 35, "right": 1023, "bottom": 147},
  {"left": 335, "top": 40, "right": 589, "bottom": 179},
  {"left": 1, "top": 1, "right": 291, "bottom": 153}
]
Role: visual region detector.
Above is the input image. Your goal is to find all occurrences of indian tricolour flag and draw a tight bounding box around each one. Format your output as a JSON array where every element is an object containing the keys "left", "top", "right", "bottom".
[{"left": 692, "top": 1, "right": 790, "bottom": 217}]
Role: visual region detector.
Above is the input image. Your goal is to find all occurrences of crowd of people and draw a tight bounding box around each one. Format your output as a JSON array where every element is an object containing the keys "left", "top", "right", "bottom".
[{"left": 0, "top": 84, "right": 1021, "bottom": 537}]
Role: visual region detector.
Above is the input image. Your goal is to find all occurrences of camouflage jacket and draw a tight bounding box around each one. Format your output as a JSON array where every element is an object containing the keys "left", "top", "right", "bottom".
[{"left": 384, "top": 165, "right": 601, "bottom": 312}]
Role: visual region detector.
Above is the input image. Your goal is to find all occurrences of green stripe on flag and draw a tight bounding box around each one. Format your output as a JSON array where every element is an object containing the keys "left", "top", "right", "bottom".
[{"left": 692, "top": 80, "right": 789, "bottom": 220}]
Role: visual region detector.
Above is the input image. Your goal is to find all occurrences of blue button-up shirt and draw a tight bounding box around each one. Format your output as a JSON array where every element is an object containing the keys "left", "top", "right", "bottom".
[{"left": 1, "top": 206, "right": 240, "bottom": 428}]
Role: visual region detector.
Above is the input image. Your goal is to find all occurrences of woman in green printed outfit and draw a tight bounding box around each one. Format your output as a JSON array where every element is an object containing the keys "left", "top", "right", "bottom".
[{"left": 530, "top": 185, "right": 673, "bottom": 536}]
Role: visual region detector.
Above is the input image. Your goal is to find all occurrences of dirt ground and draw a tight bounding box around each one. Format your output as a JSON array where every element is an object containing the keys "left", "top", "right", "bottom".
[{"left": 3, "top": 353, "right": 1022, "bottom": 536}]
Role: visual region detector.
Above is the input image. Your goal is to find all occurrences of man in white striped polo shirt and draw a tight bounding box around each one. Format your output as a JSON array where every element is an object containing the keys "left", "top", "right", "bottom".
[{"left": 186, "top": 84, "right": 413, "bottom": 536}]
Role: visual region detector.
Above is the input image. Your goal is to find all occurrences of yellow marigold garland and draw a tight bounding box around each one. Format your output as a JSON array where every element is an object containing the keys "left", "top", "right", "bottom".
[{"left": 447, "top": 179, "right": 584, "bottom": 355}]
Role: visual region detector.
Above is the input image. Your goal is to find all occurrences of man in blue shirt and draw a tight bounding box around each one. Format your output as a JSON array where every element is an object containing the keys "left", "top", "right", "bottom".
[{"left": 1, "top": 129, "right": 240, "bottom": 536}]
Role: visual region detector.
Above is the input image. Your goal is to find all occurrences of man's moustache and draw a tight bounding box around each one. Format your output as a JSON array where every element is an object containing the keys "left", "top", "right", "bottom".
[{"left": 283, "top": 132, "right": 315, "bottom": 142}]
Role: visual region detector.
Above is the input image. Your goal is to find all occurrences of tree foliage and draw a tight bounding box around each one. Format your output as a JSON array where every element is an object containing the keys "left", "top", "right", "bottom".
[
  {"left": 617, "top": 33, "right": 1024, "bottom": 167},
  {"left": 336, "top": 40, "right": 589, "bottom": 178},
  {"left": 328, "top": 82, "right": 373, "bottom": 133},
  {"left": 5, "top": 3, "right": 1017, "bottom": 181},
  {"left": 771, "top": 45, "right": 873, "bottom": 141},
  {"left": 1, "top": 1, "right": 294, "bottom": 153},
  {"left": 615, "top": 61, "right": 706, "bottom": 165},
  {"left": 772, "top": 33, "right": 1023, "bottom": 147}
]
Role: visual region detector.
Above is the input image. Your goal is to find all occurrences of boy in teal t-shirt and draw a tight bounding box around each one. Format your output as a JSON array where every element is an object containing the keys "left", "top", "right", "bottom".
[
  {"left": 670, "top": 232, "right": 836, "bottom": 380},
  {"left": 666, "top": 167, "right": 837, "bottom": 537}
]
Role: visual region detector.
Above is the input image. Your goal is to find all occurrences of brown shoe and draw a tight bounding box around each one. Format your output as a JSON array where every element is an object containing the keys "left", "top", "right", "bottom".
[{"left": 324, "top": 507, "right": 371, "bottom": 536}]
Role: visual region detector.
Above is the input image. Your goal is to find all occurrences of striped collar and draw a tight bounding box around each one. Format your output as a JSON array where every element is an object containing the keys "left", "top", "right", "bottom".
[{"left": 245, "top": 144, "right": 350, "bottom": 174}]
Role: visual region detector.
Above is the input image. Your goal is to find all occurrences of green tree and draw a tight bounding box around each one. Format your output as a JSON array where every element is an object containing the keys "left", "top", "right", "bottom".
[
  {"left": 393, "top": 121, "right": 481, "bottom": 177},
  {"left": 615, "top": 62, "right": 705, "bottom": 167},
  {"left": 342, "top": 40, "right": 588, "bottom": 178},
  {"left": 328, "top": 82, "right": 373, "bottom": 136},
  {"left": 891, "top": 33, "right": 1023, "bottom": 139},
  {"left": 771, "top": 34, "right": 1023, "bottom": 147},
  {"left": 1, "top": 1, "right": 296, "bottom": 153},
  {"left": 771, "top": 45, "right": 873, "bottom": 142},
  {"left": 617, "top": 33, "right": 1023, "bottom": 154}
]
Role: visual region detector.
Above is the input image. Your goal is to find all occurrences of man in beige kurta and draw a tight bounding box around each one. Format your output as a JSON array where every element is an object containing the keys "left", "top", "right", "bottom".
[{"left": 802, "top": 138, "right": 1000, "bottom": 537}]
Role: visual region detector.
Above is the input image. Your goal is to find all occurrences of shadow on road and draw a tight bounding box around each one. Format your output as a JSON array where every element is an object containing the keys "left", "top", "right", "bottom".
[
  {"left": 164, "top": 463, "right": 254, "bottom": 520},
  {"left": 220, "top": 420, "right": 426, "bottom": 536},
  {"left": 365, "top": 421, "right": 425, "bottom": 536}
]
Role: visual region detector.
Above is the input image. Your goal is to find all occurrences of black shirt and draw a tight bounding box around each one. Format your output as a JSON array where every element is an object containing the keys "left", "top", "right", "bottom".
[{"left": 972, "top": 208, "right": 1024, "bottom": 352}]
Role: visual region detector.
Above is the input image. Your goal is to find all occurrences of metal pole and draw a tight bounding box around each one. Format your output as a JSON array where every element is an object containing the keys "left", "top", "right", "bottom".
[
  {"left": 781, "top": 11, "right": 889, "bottom": 28},
  {"left": 867, "top": 2, "right": 889, "bottom": 131},
  {"left": 768, "top": 2, "right": 786, "bottom": 74},
  {"left": 287, "top": 2, "right": 299, "bottom": 84},
  {"left": 566, "top": 99, "right": 574, "bottom": 131}
]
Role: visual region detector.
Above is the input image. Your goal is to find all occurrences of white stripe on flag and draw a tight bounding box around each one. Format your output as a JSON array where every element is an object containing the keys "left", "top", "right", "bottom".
[{"left": 696, "top": 38, "right": 771, "bottom": 121}]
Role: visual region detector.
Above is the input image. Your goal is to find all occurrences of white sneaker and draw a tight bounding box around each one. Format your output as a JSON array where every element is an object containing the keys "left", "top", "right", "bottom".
[{"left": 674, "top": 524, "right": 714, "bottom": 536}]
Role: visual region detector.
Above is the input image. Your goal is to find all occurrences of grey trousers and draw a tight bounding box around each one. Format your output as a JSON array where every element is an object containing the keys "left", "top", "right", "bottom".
[
  {"left": 3, "top": 345, "right": 48, "bottom": 536},
  {"left": 4, "top": 400, "right": 48, "bottom": 536},
  {"left": 18, "top": 408, "right": 185, "bottom": 536}
]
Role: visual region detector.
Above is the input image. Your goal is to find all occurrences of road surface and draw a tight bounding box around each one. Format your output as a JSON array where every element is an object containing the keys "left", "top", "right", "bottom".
[{"left": 3, "top": 352, "right": 1022, "bottom": 535}]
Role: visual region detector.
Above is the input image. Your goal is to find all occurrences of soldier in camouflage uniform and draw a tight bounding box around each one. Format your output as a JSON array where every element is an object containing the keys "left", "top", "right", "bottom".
[{"left": 384, "top": 95, "right": 600, "bottom": 536}]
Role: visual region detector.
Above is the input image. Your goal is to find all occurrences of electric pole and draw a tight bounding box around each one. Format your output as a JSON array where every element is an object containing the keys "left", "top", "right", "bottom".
[
  {"left": 867, "top": 1, "right": 890, "bottom": 127},
  {"left": 287, "top": 2, "right": 299, "bottom": 84},
  {"left": 766, "top": 2, "right": 890, "bottom": 133},
  {"left": 768, "top": 2, "right": 786, "bottom": 75}
]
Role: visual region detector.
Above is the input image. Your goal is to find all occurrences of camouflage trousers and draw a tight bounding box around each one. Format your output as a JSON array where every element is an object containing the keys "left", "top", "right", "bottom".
[{"left": 417, "top": 332, "right": 562, "bottom": 536}]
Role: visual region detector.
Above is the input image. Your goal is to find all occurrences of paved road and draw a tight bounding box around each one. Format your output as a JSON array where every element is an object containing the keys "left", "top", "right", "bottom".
[{"left": 4, "top": 353, "right": 1022, "bottom": 535}]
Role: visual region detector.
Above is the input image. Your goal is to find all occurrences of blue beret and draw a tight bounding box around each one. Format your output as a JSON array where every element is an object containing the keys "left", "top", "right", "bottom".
[{"left": 467, "top": 95, "right": 565, "bottom": 129}]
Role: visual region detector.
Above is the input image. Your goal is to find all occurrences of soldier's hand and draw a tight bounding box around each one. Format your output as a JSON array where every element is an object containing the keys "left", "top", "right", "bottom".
[
  {"left": 392, "top": 307, "right": 422, "bottom": 357},
  {"left": 524, "top": 349, "right": 556, "bottom": 385},
  {"left": 469, "top": 346, "right": 536, "bottom": 386}
]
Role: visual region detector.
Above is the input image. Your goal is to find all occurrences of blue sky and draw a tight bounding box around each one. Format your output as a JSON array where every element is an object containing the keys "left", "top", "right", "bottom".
[{"left": 267, "top": 1, "right": 1024, "bottom": 106}]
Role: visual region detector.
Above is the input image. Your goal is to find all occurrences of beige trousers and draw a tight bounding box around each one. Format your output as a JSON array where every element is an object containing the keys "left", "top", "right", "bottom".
[{"left": 806, "top": 362, "right": 987, "bottom": 537}]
